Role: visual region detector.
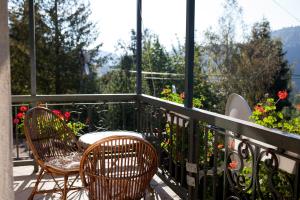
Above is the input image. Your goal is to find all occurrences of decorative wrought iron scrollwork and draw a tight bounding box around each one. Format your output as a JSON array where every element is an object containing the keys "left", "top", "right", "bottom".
[
  {"left": 225, "top": 139, "right": 255, "bottom": 199},
  {"left": 226, "top": 195, "right": 242, "bottom": 200},
  {"left": 256, "top": 149, "right": 294, "bottom": 200}
]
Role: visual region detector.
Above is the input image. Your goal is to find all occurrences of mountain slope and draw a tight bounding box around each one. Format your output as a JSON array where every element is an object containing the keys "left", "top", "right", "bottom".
[{"left": 272, "top": 26, "right": 300, "bottom": 92}]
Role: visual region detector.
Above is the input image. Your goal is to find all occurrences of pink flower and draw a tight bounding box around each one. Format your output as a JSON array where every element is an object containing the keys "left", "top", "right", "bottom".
[
  {"left": 277, "top": 90, "right": 288, "bottom": 100},
  {"left": 19, "top": 106, "right": 28, "bottom": 112},
  {"left": 13, "top": 118, "right": 20, "bottom": 124}
]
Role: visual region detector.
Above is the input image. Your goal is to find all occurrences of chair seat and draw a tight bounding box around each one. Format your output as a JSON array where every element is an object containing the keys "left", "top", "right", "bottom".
[{"left": 45, "top": 152, "right": 81, "bottom": 170}]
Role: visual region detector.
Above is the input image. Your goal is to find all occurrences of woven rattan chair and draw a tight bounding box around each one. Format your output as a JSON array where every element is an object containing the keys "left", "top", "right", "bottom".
[
  {"left": 24, "top": 107, "right": 83, "bottom": 200},
  {"left": 80, "top": 135, "right": 158, "bottom": 200}
]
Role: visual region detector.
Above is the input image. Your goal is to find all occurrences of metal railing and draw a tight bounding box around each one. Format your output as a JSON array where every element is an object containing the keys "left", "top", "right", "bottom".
[
  {"left": 11, "top": 93, "right": 300, "bottom": 199},
  {"left": 139, "top": 94, "right": 300, "bottom": 199},
  {"left": 12, "top": 94, "right": 137, "bottom": 164}
]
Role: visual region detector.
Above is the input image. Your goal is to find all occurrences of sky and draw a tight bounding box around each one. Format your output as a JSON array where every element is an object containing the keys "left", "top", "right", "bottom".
[{"left": 89, "top": 0, "right": 300, "bottom": 53}]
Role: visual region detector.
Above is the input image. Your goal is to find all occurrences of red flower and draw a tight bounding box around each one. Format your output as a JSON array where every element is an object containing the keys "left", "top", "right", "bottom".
[
  {"left": 64, "top": 112, "right": 71, "bottom": 121},
  {"left": 19, "top": 106, "right": 28, "bottom": 112},
  {"left": 277, "top": 90, "right": 288, "bottom": 100},
  {"left": 52, "top": 110, "right": 62, "bottom": 116},
  {"left": 16, "top": 112, "right": 24, "bottom": 119},
  {"left": 52, "top": 110, "right": 64, "bottom": 120},
  {"left": 180, "top": 92, "right": 185, "bottom": 100},
  {"left": 254, "top": 105, "right": 265, "bottom": 113},
  {"left": 295, "top": 104, "right": 300, "bottom": 111},
  {"left": 13, "top": 118, "right": 20, "bottom": 124},
  {"left": 228, "top": 160, "right": 238, "bottom": 170}
]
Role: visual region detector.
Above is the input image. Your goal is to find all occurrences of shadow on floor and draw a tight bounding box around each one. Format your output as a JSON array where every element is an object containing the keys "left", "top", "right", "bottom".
[{"left": 13, "top": 166, "right": 181, "bottom": 200}]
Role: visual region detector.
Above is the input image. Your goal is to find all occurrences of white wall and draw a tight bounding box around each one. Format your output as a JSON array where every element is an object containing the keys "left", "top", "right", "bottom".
[{"left": 0, "top": 0, "right": 14, "bottom": 199}]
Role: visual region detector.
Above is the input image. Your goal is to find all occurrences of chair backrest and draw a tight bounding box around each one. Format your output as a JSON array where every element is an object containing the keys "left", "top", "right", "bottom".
[
  {"left": 24, "top": 107, "right": 79, "bottom": 163},
  {"left": 80, "top": 135, "right": 158, "bottom": 200}
]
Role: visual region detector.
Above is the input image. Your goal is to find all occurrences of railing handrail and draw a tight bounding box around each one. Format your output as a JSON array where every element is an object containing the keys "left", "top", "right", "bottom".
[
  {"left": 12, "top": 93, "right": 137, "bottom": 103},
  {"left": 139, "top": 94, "right": 300, "bottom": 155},
  {"left": 11, "top": 93, "right": 300, "bottom": 155}
]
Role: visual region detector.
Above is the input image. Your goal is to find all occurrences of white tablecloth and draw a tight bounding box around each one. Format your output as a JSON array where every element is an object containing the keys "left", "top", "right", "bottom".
[{"left": 78, "top": 130, "right": 143, "bottom": 148}]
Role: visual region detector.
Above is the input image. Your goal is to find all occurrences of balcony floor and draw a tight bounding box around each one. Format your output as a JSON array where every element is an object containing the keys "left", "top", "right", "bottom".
[{"left": 14, "top": 165, "right": 181, "bottom": 200}]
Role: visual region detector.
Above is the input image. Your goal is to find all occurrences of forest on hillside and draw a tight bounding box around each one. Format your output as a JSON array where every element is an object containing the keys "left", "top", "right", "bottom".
[{"left": 272, "top": 26, "right": 300, "bottom": 93}]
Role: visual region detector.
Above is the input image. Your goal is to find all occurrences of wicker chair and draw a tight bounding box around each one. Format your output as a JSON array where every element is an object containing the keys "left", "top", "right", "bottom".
[
  {"left": 80, "top": 135, "right": 158, "bottom": 200},
  {"left": 24, "top": 107, "right": 83, "bottom": 200}
]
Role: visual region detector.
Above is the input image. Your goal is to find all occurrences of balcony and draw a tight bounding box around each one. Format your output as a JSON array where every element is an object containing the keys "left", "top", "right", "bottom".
[
  {"left": 11, "top": 94, "right": 300, "bottom": 199},
  {"left": 1, "top": 0, "right": 300, "bottom": 199}
]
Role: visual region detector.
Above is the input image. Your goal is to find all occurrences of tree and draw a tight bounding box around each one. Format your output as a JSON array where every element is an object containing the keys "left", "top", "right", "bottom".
[
  {"left": 9, "top": 0, "right": 104, "bottom": 95},
  {"left": 171, "top": 40, "right": 222, "bottom": 111},
  {"left": 9, "top": 0, "right": 43, "bottom": 94},
  {"left": 100, "top": 54, "right": 136, "bottom": 94},
  {"left": 142, "top": 30, "right": 173, "bottom": 96},
  {"left": 202, "top": 0, "right": 290, "bottom": 109},
  {"left": 200, "top": 0, "right": 244, "bottom": 110},
  {"left": 102, "top": 29, "right": 171, "bottom": 96},
  {"left": 236, "top": 19, "right": 291, "bottom": 107}
]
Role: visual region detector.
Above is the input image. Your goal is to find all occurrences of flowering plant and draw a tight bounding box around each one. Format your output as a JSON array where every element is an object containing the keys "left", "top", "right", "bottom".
[
  {"left": 250, "top": 90, "right": 300, "bottom": 134},
  {"left": 13, "top": 106, "right": 28, "bottom": 135},
  {"left": 50, "top": 109, "right": 86, "bottom": 136},
  {"left": 13, "top": 106, "right": 86, "bottom": 136},
  {"left": 160, "top": 86, "right": 214, "bottom": 163},
  {"left": 161, "top": 86, "right": 204, "bottom": 108}
]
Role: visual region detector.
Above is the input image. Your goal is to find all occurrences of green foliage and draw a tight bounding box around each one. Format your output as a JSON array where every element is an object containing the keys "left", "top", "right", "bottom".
[
  {"left": 9, "top": 0, "right": 104, "bottom": 95},
  {"left": 160, "top": 86, "right": 222, "bottom": 167},
  {"left": 66, "top": 121, "right": 86, "bottom": 136},
  {"left": 170, "top": 41, "right": 223, "bottom": 112},
  {"left": 202, "top": 0, "right": 291, "bottom": 110},
  {"left": 237, "top": 158, "right": 294, "bottom": 198},
  {"left": 257, "top": 162, "right": 293, "bottom": 198},
  {"left": 141, "top": 29, "right": 173, "bottom": 96},
  {"left": 250, "top": 95, "right": 300, "bottom": 135},
  {"left": 160, "top": 122, "right": 188, "bottom": 162},
  {"left": 100, "top": 68, "right": 135, "bottom": 94},
  {"left": 160, "top": 86, "right": 204, "bottom": 108}
]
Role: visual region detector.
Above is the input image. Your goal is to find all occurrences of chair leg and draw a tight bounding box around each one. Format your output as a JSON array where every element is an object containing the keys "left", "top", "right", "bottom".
[
  {"left": 28, "top": 168, "right": 45, "bottom": 200},
  {"left": 146, "top": 184, "right": 155, "bottom": 200},
  {"left": 62, "top": 175, "right": 69, "bottom": 200}
]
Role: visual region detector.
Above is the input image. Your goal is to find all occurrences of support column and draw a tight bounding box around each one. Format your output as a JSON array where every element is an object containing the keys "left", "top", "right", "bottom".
[
  {"left": 29, "top": 0, "right": 38, "bottom": 172},
  {"left": 136, "top": 0, "right": 142, "bottom": 132},
  {"left": 136, "top": 0, "right": 142, "bottom": 95},
  {"left": 0, "top": 0, "right": 14, "bottom": 199},
  {"left": 184, "top": 0, "right": 198, "bottom": 199},
  {"left": 29, "top": 0, "right": 36, "bottom": 96},
  {"left": 184, "top": 0, "right": 195, "bottom": 109}
]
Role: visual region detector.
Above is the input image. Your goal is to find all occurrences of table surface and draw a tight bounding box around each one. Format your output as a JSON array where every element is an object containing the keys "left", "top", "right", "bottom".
[{"left": 78, "top": 130, "right": 143, "bottom": 146}]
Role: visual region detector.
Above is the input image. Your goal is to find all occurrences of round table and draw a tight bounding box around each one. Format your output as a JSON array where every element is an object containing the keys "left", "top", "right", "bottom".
[{"left": 78, "top": 130, "right": 143, "bottom": 148}]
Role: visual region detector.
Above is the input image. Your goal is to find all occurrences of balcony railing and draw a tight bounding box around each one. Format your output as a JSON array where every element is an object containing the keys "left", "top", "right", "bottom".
[{"left": 12, "top": 94, "right": 300, "bottom": 199}]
